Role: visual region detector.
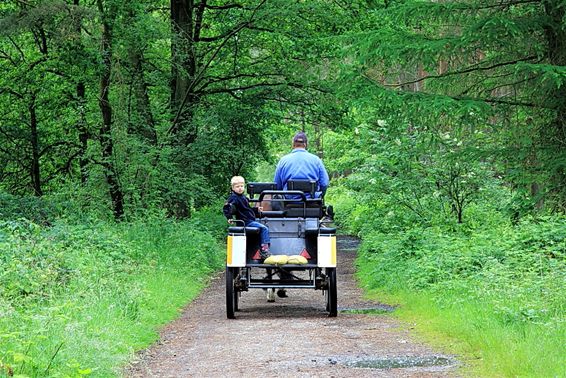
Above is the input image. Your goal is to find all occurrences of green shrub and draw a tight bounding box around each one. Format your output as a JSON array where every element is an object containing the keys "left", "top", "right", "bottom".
[
  {"left": 353, "top": 210, "right": 566, "bottom": 376},
  {"left": 0, "top": 193, "right": 60, "bottom": 225},
  {"left": 0, "top": 211, "right": 225, "bottom": 377}
]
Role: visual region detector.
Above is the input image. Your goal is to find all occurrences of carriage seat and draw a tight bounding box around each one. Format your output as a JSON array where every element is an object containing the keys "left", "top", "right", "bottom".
[
  {"left": 284, "top": 179, "right": 323, "bottom": 218},
  {"left": 247, "top": 182, "right": 276, "bottom": 199},
  {"left": 245, "top": 181, "right": 323, "bottom": 218},
  {"left": 228, "top": 226, "right": 260, "bottom": 236}
]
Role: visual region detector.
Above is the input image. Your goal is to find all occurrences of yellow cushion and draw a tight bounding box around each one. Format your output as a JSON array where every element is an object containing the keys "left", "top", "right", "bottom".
[
  {"left": 287, "top": 255, "right": 308, "bottom": 265},
  {"left": 264, "top": 255, "right": 289, "bottom": 265}
]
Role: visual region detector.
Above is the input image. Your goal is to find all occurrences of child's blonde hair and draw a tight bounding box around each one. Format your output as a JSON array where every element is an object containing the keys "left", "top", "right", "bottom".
[{"left": 230, "top": 176, "right": 245, "bottom": 187}]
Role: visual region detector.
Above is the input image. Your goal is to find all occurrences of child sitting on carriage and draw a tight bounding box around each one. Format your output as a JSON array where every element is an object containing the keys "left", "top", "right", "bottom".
[{"left": 223, "top": 176, "right": 271, "bottom": 260}]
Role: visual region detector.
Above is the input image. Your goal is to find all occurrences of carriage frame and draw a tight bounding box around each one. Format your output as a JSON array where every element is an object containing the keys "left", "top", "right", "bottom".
[{"left": 225, "top": 180, "right": 337, "bottom": 319}]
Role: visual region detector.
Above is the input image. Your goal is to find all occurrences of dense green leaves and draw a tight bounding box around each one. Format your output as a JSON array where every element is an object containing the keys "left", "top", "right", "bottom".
[
  {"left": 0, "top": 2, "right": 564, "bottom": 376},
  {"left": 0, "top": 211, "right": 225, "bottom": 376},
  {"left": 336, "top": 0, "right": 565, "bottom": 213},
  {"left": 0, "top": 0, "right": 356, "bottom": 217}
]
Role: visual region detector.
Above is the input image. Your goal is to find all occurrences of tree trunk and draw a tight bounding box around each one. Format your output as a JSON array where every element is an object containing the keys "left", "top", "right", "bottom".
[
  {"left": 170, "top": 0, "right": 199, "bottom": 143},
  {"left": 98, "top": 0, "right": 124, "bottom": 220},
  {"left": 29, "top": 93, "right": 42, "bottom": 196},
  {"left": 170, "top": 0, "right": 193, "bottom": 110},
  {"left": 127, "top": 7, "right": 157, "bottom": 145},
  {"left": 130, "top": 54, "right": 158, "bottom": 144}
]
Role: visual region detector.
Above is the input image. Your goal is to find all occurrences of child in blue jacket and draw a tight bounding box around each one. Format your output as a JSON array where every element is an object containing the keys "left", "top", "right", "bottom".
[{"left": 223, "top": 176, "right": 271, "bottom": 259}]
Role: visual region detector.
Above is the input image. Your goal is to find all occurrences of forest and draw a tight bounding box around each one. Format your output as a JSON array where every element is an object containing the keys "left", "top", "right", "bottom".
[{"left": 0, "top": 0, "right": 564, "bottom": 376}]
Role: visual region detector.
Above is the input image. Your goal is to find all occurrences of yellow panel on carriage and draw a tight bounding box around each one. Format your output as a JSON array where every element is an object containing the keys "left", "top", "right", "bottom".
[
  {"left": 317, "top": 235, "right": 336, "bottom": 267},
  {"left": 227, "top": 235, "right": 246, "bottom": 267}
]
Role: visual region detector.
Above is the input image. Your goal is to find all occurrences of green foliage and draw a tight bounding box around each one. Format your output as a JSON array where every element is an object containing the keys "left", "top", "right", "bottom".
[
  {"left": 180, "top": 100, "right": 271, "bottom": 200},
  {"left": 0, "top": 193, "right": 60, "bottom": 225},
  {"left": 0, "top": 211, "right": 224, "bottom": 377},
  {"left": 341, "top": 184, "right": 566, "bottom": 376},
  {"left": 337, "top": 0, "right": 566, "bottom": 211},
  {"left": 327, "top": 115, "right": 502, "bottom": 228},
  {"left": 328, "top": 111, "right": 566, "bottom": 374},
  {"left": 0, "top": 0, "right": 359, "bottom": 217},
  {"left": 3, "top": 0, "right": 564, "bottom": 375}
]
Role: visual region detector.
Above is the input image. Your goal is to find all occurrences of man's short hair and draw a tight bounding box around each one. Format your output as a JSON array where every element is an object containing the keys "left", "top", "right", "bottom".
[
  {"left": 293, "top": 132, "right": 307, "bottom": 145},
  {"left": 230, "top": 176, "right": 245, "bottom": 187}
]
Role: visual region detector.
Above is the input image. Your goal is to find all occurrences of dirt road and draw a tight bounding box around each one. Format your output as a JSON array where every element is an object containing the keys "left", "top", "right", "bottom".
[{"left": 126, "top": 236, "right": 459, "bottom": 377}]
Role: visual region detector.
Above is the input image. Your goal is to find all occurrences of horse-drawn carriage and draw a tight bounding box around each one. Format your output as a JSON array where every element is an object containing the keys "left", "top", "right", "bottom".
[{"left": 225, "top": 180, "right": 337, "bottom": 319}]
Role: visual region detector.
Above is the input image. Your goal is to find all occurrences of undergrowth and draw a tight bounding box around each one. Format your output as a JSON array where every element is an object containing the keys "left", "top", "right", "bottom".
[
  {"left": 330, "top": 186, "right": 566, "bottom": 377},
  {"left": 0, "top": 205, "right": 225, "bottom": 377}
]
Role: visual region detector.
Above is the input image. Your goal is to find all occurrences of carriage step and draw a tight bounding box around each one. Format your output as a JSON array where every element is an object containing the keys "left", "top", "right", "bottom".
[
  {"left": 249, "top": 284, "right": 316, "bottom": 289},
  {"left": 247, "top": 263, "right": 318, "bottom": 268}
]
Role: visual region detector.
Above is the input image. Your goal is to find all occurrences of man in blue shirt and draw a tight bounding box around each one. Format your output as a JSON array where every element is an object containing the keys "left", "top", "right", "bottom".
[
  {"left": 272, "top": 132, "right": 330, "bottom": 299},
  {"left": 274, "top": 132, "right": 330, "bottom": 198}
]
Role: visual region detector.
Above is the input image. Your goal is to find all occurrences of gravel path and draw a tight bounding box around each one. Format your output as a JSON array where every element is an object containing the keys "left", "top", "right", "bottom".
[{"left": 125, "top": 236, "right": 459, "bottom": 377}]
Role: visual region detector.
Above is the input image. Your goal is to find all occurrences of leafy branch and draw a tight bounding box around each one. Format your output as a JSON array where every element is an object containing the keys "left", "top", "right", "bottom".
[{"left": 382, "top": 55, "right": 539, "bottom": 89}]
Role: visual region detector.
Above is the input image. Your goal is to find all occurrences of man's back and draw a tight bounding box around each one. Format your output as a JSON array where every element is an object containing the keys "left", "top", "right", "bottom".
[{"left": 274, "top": 148, "right": 329, "bottom": 198}]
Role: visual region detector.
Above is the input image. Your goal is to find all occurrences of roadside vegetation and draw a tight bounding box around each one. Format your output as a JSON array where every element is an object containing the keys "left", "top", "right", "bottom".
[
  {"left": 0, "top": 195, "right": 225, "bottom": 377},
  {"left": 330, "top": 183, "right": 566, "bottom": 377},
  {"left": 1, "top": 0, "right": 564, "bottom": 377}
]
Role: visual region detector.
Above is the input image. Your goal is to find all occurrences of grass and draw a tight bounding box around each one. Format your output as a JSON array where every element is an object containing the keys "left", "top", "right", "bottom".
[
  {"left": 0, "top": 215, "right": 225, "bottom": 377},
  {"left": 348, "top": 212, "right": 566, "bottom": 378},
  {"left": 359, "top": 281, "right": 566, "bottom": 377}
]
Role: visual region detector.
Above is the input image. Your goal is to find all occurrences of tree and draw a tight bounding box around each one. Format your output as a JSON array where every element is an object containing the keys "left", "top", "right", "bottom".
[
  {"left": 342, "top": 0, "right": 566, "bottom": 213},
  {"left": 163, "top": 0, "right": 354, "bottom": 213},
  {"left": 0, "top": 0, "right": 357, "bottom": 217},
  {"left": 95, "top": 0, "right": 124, "bottom": 219},
  {"left": 0, "top": 1, "right": 82, "bottom": 196}
]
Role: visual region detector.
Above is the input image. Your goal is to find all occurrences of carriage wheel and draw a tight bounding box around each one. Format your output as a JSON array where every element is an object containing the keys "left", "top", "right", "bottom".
[
  {"left": 325, "top": 268, "right": 337, "bottom": 317},
  {"left": 234, "top": 269, "right": 240, "bottom": 312},
  {"left": 226, "top": 267, "right": 238, "bottom": 319}
]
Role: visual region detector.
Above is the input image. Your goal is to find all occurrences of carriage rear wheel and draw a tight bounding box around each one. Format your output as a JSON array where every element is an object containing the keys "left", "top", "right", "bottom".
[
  {"left": 325, "top": 268, "right": 337, "bottom": 317},
  {"left": 226, "top": 267, "right": 239, "bottom": 319}
]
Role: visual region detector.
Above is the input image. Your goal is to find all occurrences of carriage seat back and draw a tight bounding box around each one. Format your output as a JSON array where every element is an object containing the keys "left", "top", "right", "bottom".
[
  {"left": 284, "top": 180, "right": 323, "bottom": 217},
  {"left": 287, "top": 179, "right": 317, "bottom": 198},
  {"left": 247, "top": 182, "right": 276, "bottom": 199}
]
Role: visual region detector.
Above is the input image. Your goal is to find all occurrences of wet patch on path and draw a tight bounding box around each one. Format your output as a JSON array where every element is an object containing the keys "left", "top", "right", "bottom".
[
  {"left": 345, "top": 355, "right": 455, "bottom": 369},
  {"left": 339, "top": 304, "right": 397, "bottom": 314}
]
